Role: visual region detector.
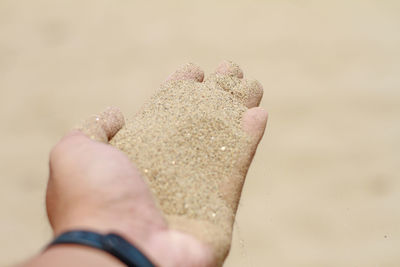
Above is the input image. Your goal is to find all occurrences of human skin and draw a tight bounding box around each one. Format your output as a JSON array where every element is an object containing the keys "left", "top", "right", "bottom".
[{"left": 21, "top": 62, "right": 268, "bottom": 267}]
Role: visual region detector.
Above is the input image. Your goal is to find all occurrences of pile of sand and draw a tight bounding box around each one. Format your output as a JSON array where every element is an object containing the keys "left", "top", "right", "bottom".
[{"left": 110, "top": 71, "right": 253, "bottom": 263}]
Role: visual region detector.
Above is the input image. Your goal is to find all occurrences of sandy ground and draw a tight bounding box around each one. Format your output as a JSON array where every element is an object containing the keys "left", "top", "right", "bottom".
[{"left": 1, "top": 1, "right": 399, "bottom": 266}]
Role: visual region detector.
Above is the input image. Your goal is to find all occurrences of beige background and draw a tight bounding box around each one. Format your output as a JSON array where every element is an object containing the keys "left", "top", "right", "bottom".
[{"left": 1, "top": 0, "right": 399, "bottom": 266}]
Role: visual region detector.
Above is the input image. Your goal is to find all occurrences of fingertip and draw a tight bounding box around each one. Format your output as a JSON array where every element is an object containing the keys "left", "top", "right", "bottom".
[
  {"left": 74, "top": 107, "right": 125, "bottom": 143},
  {"left": 244, "top": 79, "right": 264, "bottom": 108},
  {"left": 100, "top": 106, "right": 125, "bottom": 139},
  {"left": 166, "top": 63, "right": 205, "bottom": 83},
  {"left": 216, "top": 60, "right": 244, "bottom": 79}
]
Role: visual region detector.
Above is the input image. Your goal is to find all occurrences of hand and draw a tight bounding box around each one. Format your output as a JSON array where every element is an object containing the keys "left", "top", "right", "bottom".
[{"left": 46, "top": 107, "right": 213, "bottom": 267}]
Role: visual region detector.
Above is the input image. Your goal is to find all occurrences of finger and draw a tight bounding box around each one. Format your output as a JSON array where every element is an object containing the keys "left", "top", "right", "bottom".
[
  {"left": 75, "top": 106, "right": 125, "bottom": 143},
  {"left": 215, "top": 60, "right": 244, "bottom": 78},
  {"left": 165, "top": 63, "right": 205, "bottom": 83},
  {"left": 242, "top": 107, "right": 268, "bottom": 147},
  {"left": 219, "top": 107, "right": 268, "bottom": 212},
  {"left": 241, "top": 79, "right": 264, "bottom": 108}
]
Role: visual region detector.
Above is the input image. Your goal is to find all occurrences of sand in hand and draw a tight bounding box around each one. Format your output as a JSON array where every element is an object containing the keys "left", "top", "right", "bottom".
[{"left": 106, "top": 61, "right": 267, "bottom": 264}]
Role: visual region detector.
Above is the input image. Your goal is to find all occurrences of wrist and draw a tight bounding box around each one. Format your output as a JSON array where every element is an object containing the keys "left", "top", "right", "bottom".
[
  {"left": 25, "top": 244, "right": 124, "bottom": 267},
  {"left": 50, "top": 219, "right": 214, "bottom": 267},
  {"left": 47, "top": 230, "right": 156, "bottom": 267},
  {"left": 51, "top": 216, "right": 163, "bottom": 266},
  {"left": 48, "top": 206, "right": 213, "bottom": 267}
]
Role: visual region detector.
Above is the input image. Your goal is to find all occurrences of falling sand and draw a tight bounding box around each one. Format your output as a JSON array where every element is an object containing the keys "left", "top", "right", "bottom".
[{"left": 109, "top": 62, "right": 263, "bottom": 265}]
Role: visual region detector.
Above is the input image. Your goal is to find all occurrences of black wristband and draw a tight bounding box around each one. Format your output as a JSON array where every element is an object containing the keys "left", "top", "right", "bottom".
[{"left": 48, "top": 230, "right": 155, "bottom": 267}]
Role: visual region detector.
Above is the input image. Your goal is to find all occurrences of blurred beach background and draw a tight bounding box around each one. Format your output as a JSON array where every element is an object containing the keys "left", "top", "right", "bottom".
[{"left": 1, "top": 0, "right": 399, "bottom": 266}]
